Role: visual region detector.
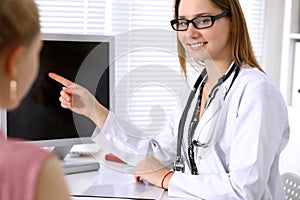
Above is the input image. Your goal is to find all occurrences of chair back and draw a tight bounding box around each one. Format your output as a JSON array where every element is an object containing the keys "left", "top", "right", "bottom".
[{"left": 282, "top": 172, "right": 300, "bottom": 200}]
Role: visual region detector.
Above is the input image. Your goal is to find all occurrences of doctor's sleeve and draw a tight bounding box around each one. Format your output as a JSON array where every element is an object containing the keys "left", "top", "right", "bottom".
[{"left": 91, "top": 108, "right": 179, "bottom": 166}]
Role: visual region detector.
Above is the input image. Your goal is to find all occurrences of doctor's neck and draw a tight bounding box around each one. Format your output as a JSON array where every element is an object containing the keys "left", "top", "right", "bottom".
[{"left": 204, "top": 59, "right": 234, "bottom": 89}]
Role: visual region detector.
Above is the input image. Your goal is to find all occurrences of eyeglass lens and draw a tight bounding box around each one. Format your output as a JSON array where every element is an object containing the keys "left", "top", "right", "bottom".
[{"left": 175, "top": 16, "right": 213, "bottom": 30}]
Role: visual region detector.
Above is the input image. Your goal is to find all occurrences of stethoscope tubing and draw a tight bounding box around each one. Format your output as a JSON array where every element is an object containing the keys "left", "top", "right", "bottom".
[
  {"left": 174, "top": 69, "right": 207, "bottom": 171},
  {"left": 174, "top": 63, "right": 240, "bottom": 172}
]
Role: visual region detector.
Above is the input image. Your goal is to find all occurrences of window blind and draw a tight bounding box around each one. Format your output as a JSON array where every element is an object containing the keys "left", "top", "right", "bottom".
[
  {"left": 110, "top": 0, "right": 182, "bottom": 136},
  {"left": 36, "top": 0, "right": 265, "bottom": 136},
  {"left": 36, "top": 0, "right": 106, "bottom": 34},
  {"left": 239, "top": 0, "right": 265, "bottom": 65}
]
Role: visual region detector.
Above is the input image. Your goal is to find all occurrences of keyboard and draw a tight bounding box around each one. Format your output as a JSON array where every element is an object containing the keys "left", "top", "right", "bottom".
[{"left": 61, "top": 160, "right": 100, "bottom": 175}]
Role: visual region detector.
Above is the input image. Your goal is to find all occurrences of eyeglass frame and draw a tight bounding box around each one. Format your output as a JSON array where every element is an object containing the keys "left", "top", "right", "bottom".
[{"left": 170, "top": 12, "right": 229, "bottom": 31}]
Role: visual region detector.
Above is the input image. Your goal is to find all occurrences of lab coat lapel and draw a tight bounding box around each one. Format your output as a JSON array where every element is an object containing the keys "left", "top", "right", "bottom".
[
  {"left": 196, "top": 76, "right": 232, "bottom": 137},
  {"left": 193, "top": 86, "right": 228, "bottom": 159},
  {"left": 196, "top": 93, "right": 223, "bottom": 134}
]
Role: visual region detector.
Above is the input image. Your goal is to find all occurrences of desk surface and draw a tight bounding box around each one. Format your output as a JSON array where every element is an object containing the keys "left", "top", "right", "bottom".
[{"left": 65, "top": 152, "right": 168, "bottom": 199}]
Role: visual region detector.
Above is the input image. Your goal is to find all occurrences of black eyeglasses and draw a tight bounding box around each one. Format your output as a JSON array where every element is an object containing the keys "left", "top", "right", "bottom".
[{"left": 170, "top": 12, "right": 229, "bottom": 31}]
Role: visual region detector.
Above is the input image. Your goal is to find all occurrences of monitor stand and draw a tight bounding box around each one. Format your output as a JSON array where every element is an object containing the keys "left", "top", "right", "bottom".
[
  {"left": 51, "top": 145, "right": 100, "bottom": 175},
  {"left": 52, "top": 145, "right": 73, "bottom": 160}
]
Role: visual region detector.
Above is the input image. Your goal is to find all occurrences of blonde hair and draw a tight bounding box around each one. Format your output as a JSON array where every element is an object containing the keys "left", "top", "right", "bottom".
[
  {"left": 0, "top": 0, "right": 40, "bottom": 54},
  {"left": 173, "top": 0, "right": 264, "bottom": 77}
]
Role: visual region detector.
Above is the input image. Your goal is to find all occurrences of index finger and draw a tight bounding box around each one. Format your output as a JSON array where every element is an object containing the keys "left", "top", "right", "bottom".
[{"left": 48, "top": 72, "right": 74, "bottom": 88}]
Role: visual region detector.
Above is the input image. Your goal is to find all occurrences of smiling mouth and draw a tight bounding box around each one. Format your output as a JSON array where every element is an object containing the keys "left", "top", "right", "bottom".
[{"left": 189, "top": 42, "right": 208, "bottom": 49}]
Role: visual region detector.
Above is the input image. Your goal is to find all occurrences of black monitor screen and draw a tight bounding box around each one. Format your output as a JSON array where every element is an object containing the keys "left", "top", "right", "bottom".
[{"left": 7, "top": 36, "right": 112, "bottom": 141}]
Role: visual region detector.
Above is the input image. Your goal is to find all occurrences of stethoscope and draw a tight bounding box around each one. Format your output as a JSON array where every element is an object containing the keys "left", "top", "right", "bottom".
[{"left": 173, "top": 63, "right": 240, "bottom": 173}]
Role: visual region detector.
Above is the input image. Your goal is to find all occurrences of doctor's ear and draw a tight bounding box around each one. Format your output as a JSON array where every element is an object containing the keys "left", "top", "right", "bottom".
[{"left": 3, "top": 45, "right": 25, "bottom": 78}]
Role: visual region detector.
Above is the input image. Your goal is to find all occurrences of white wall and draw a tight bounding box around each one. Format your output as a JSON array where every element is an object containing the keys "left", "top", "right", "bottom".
[
  {"left": 262, "top": 0, "right": 284, "bottom": 87},
  {"left": 279, "top": 106, "right": 300, "bottom": 175}
]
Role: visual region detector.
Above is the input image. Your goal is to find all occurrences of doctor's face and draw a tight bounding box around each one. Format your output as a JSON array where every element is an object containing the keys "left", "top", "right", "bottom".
[{"left": 177, "top": 0, "right": 232, "bottom": 63}]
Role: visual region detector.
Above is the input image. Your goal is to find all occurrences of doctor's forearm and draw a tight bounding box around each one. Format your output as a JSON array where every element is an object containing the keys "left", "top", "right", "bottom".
[{"left": 90, "top": 101, "right": 109, "bottom": 129}]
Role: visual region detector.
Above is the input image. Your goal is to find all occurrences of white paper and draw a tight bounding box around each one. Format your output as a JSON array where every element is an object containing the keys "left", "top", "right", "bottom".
[{"left": 83, "top": 171, "right": 164, "bottom": 200}]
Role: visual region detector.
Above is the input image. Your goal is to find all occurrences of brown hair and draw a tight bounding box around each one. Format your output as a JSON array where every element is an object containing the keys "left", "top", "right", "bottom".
[
  {"left": 173, "top": 0, "right": 264, "bottom": 77},
  {"left": 0, "top": 0, "right": 40, "bottom": 53}
]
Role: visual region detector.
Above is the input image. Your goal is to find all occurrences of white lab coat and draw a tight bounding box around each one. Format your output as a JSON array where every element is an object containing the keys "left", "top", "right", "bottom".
[{"left": 92, "top": 64, "right": 290, "bottom": 199}]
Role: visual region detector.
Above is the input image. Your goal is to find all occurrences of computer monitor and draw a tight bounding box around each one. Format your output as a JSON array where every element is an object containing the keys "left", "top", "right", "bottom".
[{"left": 0, "top": 33, "right": 115, "bottom": 159}]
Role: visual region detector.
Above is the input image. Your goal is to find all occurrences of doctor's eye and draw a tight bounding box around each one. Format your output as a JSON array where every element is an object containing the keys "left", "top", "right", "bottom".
[{"left": 194, "top": 16, "right": 212, "bottom": 27}]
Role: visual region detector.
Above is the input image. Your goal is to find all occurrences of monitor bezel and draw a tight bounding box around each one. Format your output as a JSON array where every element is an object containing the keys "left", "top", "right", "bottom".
[{"left": 0, "top": 33, "right": 115, "bottom": 157}]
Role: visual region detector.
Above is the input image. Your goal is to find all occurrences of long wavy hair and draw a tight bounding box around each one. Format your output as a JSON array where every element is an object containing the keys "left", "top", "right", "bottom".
[{"left": 173, "top": 0, "right": 264, "bottom": 77}]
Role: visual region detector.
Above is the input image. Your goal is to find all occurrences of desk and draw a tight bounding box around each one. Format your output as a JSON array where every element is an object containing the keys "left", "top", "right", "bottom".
[{"left": 65, "top": 154, "right": 168, "bottom": 199}]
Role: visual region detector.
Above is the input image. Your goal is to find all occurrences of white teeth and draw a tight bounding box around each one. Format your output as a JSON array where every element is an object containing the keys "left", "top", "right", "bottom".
[{"left": 190, "top": 42, "right": 206, "bottom": 48}]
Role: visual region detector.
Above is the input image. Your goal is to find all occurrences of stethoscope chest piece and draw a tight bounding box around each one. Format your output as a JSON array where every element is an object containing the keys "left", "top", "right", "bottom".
[{"left": 173, "top": 156, "right": 185, "bottom": 172}]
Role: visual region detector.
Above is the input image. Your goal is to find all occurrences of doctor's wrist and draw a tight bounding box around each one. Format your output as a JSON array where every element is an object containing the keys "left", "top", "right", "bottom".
[
  {"left": 161, "top": 171, "right": 174, "bottom": 190},
  {"left": 93, "top": 102, "right": 109, "bottom": 129}
]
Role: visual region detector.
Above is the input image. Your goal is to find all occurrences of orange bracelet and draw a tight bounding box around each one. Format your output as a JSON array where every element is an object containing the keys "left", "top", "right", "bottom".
[{"left": 161, "top": 171, "right": 174, "bottom": 190}]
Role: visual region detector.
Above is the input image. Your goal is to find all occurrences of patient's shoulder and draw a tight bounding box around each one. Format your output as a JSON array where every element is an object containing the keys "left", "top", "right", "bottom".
[{"left": 0, "top": 138, "right": 54, "bottom": 200}]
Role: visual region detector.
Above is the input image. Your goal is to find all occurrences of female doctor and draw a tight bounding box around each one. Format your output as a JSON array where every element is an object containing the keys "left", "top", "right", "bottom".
[{"left": 49, "top": 0, "right": 290, "bottom": 199}]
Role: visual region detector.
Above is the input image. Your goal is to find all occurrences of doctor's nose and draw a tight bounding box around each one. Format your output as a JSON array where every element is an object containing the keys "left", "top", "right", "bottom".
[{"left": 183, "top": 24, "right": 202, "bottom": 39}]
